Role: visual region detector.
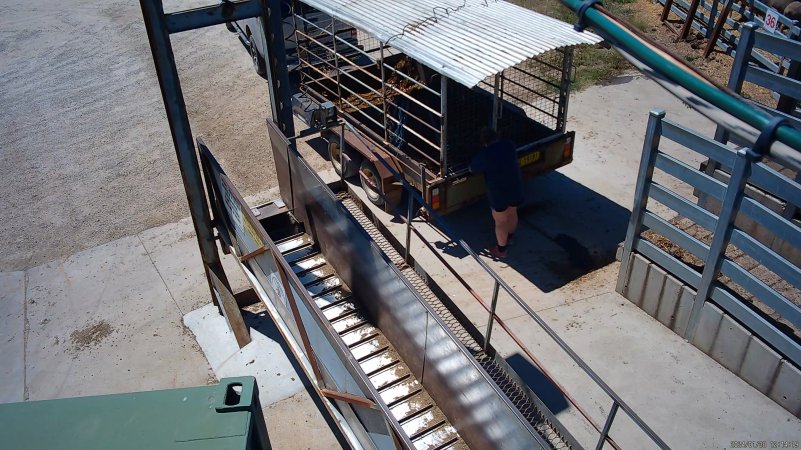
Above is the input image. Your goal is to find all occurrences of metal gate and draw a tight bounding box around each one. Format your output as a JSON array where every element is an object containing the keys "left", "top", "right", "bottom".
[{"left": 618, "top": 110, "right": 801, "bottom": 369}]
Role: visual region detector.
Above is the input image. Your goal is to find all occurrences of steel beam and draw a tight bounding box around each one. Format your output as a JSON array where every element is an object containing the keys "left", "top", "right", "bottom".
[
  {"left": 165, "top": 0, "right": 262, "bottom": 34},
  {"left": 140, "top": 0, "right": 232, "bottom": 308},
  {"left": 261, "top": 0, "right": 296, "bottom": 137}
]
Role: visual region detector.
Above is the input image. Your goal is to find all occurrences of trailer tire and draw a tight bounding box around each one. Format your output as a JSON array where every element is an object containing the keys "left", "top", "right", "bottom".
[
  {"left": 329, "top": 139, "right": 357, "bottom": 177},
  {"left": 359, "top": 160, "right": 385, "bottom": 207},
  {"left": 248, "top": 33, "right": 266, "bottom": 76}
]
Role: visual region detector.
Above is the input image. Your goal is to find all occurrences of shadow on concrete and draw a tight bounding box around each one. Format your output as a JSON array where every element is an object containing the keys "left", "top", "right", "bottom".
[
  {"left": 433, "top": 171, "right": 630, "bottom": 292},
  {"left": 241, "top": 309, "right": 351, "bottom": 449},
  {"left": 304, "top": 136, "right": 330, "bottom": 160},
  {"left": 505, "top": 353, "right": 570, "bottom": 416}
]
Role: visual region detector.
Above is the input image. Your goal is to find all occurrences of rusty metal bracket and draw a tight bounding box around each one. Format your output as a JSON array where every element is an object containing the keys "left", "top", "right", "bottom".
[{"left": 320, "top": 389, "right": 376, "bottom": 409}]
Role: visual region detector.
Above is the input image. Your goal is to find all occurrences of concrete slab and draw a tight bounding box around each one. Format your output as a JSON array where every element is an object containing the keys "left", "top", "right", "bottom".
[
  {"left": 492, "top": 292, "right": 801, "bottom": 449},
  {"left": 626, "top": 253, "right": 650, "bottom": 306},
  {"left": 740, "top": 337, "right": 782, "bottom": 394},
  {"left": 263, "top": 392, "right": 344, "bottom": 450},
  {"left": 184, "top": 303, "right": 304, "bottom": 406},
  {"left": 710, "top": 315, "right": 752, "bottom": 373},
  {"left": 656, "top": 273, "right": 683, "bottom": 328},
  {"left": 642, "top": 263, "right": 667, "bottom": 317},
  {"left": 23, "top": 235, "right": 212, "bottom": 400},
  {"left": 0, "top": 271, "right": 25, "bottom": 403},
  {"left": 770, "top": 360, "right": 801, "bottom": 416},
  {"left": 137, "top": 218, "right": 250, "bottom": 315},
  {"left": 691, "top": 302, "right": 724, "bottom": 354}
]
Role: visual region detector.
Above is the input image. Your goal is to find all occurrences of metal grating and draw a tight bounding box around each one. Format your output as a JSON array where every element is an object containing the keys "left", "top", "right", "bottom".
[{"left": 339, "top": 193, "right": 572, "bottom": 449}]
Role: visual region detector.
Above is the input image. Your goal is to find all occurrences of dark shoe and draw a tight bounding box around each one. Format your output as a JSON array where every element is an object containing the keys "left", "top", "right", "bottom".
[{"left": 489, "top": 246, "right": 507, "bottom": 258}]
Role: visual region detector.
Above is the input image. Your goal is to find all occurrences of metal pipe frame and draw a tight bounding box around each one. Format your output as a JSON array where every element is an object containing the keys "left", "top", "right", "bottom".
[
  {"left": 559, "top": 48, "right": 574, "bottom": 134},
  {"left": 140, "top": 0, "right": 247, "bottom": 312},
  {"left": 293, "top": 33, "right": 443, "bottom": 132},
  {"left": 491, "top": 74, "right": 501, "bottom": 131},
  {"left": 476, "top": 54, "right": 567, "bottom": 131},
  {"left": 619, "top": 109, "right": 801, "bottom": 365},
  {"left": 440, "top": 76, "right": 448, "bottom": 176},
  {"left": 293, "top": 14, "right": 442, "bottom": 104},
  {"left": 340, "top": 121, "right": 668, "bottom": 449},
  {"left": 292, "top": 22, "right": 444, "bottom": 162},
  {"left": 303, "top": 86, "right": 436, "bottom": 178},
  {"left": 379, "top": 44, "right": 390, "bottom": 143}
]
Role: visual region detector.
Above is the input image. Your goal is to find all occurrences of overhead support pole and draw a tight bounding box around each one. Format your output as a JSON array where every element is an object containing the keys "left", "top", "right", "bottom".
[
  {"left": 140, "top": 0, "right": 237, "bottom": 312},
  {"left": 261, "top": 0, "right": 296, "bottom": 137}
]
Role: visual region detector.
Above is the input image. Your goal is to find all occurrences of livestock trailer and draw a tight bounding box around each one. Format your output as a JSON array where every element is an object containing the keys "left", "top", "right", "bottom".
[{"left": 288, "top": 0, "right": 602, "bottom": 213}]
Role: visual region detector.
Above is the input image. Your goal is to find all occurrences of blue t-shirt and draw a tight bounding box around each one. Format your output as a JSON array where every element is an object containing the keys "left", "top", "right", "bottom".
[{"left": 470, "top": 140, "right": 524, "bottom": 211}]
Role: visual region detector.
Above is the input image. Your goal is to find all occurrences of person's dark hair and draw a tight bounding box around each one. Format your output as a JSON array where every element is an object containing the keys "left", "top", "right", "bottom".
[{"left": 480, "top": 127, "right": 498, "bottom": 146}]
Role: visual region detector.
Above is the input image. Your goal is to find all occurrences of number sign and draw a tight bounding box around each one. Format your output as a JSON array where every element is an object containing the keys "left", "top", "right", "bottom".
[{"left": 764, "top": 8, "right": 780, "bottom": 34}]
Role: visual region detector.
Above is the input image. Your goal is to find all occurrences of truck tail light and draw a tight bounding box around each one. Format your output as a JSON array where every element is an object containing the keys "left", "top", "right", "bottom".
[
  {"left": 563, "top": 136, "right": 574, "bottom": 160},
  {"left": 431, "top": 188, "right": 441, "bottom": 210}
]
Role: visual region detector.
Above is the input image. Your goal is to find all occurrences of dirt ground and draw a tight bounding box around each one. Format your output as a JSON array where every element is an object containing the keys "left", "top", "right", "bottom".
[
  {"left": 632, "top": 0, "right": 775, "bottom": 104},
  {"left": 0, "top": 0, "right": 770, "bottom": 272},
  {"left": 0, "top": 0, "right": 294, "bottom": 271}
]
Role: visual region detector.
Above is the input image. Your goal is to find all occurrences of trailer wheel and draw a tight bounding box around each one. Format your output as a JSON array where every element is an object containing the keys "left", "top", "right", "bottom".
[
  {"left": 359, "top": 160, "right": 385, "bottom": 207},
  {"left": 248, "top": 33, "right": 266, "bottom": 76},
  {"left": 329, "top": 140, "right": 346, "bottom": 176}
]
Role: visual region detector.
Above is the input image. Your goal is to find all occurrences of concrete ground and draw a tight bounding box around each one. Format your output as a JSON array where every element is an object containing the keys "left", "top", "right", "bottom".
[{"left": 0, "top": 214, "right": 343, "bottom": 449}]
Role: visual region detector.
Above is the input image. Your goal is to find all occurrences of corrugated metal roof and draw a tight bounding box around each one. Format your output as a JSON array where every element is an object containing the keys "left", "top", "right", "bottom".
[{"left": 299, "top": 0, "right": 603, "bottom": 87}]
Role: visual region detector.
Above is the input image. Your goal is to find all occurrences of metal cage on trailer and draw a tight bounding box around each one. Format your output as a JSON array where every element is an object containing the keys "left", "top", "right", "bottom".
[{"left": 287, "top": 0, "right": 602, "bottom": 213}]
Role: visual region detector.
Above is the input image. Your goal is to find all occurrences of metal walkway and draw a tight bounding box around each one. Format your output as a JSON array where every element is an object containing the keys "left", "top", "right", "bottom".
[
  {"left": 275, "top": 232, "right": 469, "bottom": 450},
  {"left": 338, "top": 192, "right": 573, "bottom": 450}
]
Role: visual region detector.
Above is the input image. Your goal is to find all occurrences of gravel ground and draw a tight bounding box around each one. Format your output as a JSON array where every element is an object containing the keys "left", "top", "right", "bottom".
[{"left": 0, "top": 0, "right": 299, "bottom": 271}]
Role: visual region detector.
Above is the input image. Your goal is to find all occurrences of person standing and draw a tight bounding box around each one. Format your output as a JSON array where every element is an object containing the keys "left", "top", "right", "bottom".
[{"left": 470, "top": 128, "right": 524, "bottom": 258}]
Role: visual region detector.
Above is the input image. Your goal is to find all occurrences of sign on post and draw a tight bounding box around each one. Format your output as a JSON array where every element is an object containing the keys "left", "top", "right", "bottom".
[{"left": 764, "top": 8, "right": 780, "bottom": 34}]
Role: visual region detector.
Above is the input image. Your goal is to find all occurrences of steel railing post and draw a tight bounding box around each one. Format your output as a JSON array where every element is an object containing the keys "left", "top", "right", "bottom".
[
  {"left": 685, "top": 148, "right": 752, "bottom": 339},
  {"left": 139, "top": 0, "right": 232, "bottom": 309},
  {"left": 594, "top": 402, "right": 620, "bottom": 450},
  {"left": 339, "top": 123, "right": 346, "bottom": 184},
  {"left": 559, "top": 48, "right": 574, "bottom": 134},
  {"left": 331, "top": 16, "right": 342, "bottom": 105},
  {"left": 404, "top": 188, "right": 415, "bottom": 264},
  {"left": 483, "top": 281, "right": 501, "bottom": 352},
  {"left": 380, "top": 44, "right": 389, "bottom": 143},
  {"left": 616, "top": 110, "right": 665, "bottom": 294},
  {"left": 440, "top": 76, "right": 448, "bottom": 177},
  {"left": 491, "top": 74, "right": 501, "bottom": 131}
]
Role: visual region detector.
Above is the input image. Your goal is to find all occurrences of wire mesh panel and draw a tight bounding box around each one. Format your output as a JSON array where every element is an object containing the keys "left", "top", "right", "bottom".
[
  {"left": 291, "top": 4, "right": 572, "bottom": 179},
  {"left": 292, "top": 4, "right": 444, "bottom": 175},
  {"left": 446, "top": 49, "right": 570, "bottom": 174}
]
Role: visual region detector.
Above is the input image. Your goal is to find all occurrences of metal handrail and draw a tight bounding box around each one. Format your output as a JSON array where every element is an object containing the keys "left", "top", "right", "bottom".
[{"left": 338, "top": 121, "right": 670, "bottom": 449}]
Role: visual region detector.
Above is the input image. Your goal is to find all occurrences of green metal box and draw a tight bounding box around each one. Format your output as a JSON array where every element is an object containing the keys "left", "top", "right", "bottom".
[{"left": 0, "top": 376, "right": 270, "bottom": 450}]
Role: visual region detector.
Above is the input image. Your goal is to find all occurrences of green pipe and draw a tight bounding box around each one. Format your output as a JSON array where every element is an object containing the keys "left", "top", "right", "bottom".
[{"left": 560, "top": 1, "right": 801, "bottom": 155}]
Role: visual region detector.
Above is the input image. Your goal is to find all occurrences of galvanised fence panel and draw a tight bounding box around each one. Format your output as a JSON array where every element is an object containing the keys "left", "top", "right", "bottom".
[{"left": 619, "top": 110, "right": 801, "bottom": 368}]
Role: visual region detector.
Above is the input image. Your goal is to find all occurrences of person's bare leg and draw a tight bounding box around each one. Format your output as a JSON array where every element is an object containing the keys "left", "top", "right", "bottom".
[
  {"left": 507, "top": 207, "right": 518, "bottom": 236},
  {"left": 492, "top": 209, "right": 509, "bottom": 246}
]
